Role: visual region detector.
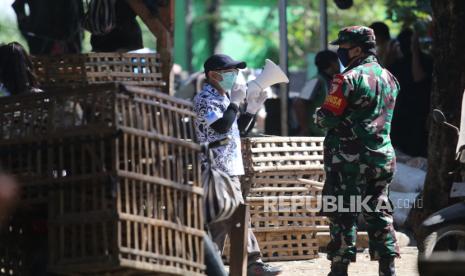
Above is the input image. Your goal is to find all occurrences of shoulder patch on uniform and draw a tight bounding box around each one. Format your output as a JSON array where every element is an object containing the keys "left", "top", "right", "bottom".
[{"left": 322, "top": 74, "right": 347, "bottom": 115}]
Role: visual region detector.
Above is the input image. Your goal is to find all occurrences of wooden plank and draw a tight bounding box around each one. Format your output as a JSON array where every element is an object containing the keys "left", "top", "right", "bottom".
[
  {"left": 261, "top": 255, "right": 318, "bottom": 262},
  {"left": 252, "top": 226, "right": 326, "bottom": 233},
  {"left": 252, "top": 154, "right": 324, "bottom": 162},
  {"left": 247, "top": 195, "right": 318, "bottom": 201},
  {"left": 248, "top": 145, "right": 322, "bottom": 153},
  {"left": 120, "top": 259, "right": 205, "bottom": 276},
  {"left": 117, "top": 169, "right": 203, "bottom": 195},
  {"left": 249, "top": 187, "right": 312, "bottom": 193},
  {"left": 229, "top": 204, "right": 248, "bottom": 276},
  {"left": 126, "top": 0, "right": 173, "bottom": 94},
  {"left": 118, "top": 247, "right": 204, "bottom": 270},
  {"left": 251, "top": 164, "right": 324, "bottom": 172},
  {"left": 247, "top": 136, "right": 324, "bottom": 143},
  {"left": 118, "top": 126, "right": 201, "bottom": 151}
]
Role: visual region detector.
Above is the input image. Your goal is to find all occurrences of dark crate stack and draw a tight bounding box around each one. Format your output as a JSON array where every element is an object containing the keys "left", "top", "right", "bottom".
[{"left": 0, "top": 84, "right": 205, "bottom": 275}]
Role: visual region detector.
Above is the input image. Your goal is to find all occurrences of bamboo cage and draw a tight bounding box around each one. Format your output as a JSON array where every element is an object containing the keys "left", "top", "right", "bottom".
[
  {"left": 224, "top": 137, "right": 329, "bottom": 262},
  {"left": 254, "top": 231, "right": 319, "bottom": 262},
  {"left": 241, "top": 137, "right": 325, "bottom": 197},
  {"left": 32, "top": 53, "right": 165, "bottom": 88},
  {"left": 0, "top": 84, "right": 204, "bottom": 275}
]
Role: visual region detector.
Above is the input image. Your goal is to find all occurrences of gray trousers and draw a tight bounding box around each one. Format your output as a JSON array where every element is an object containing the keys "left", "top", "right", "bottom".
[{"left": 207, "top": 176, "right": 261, "bottom": 261}]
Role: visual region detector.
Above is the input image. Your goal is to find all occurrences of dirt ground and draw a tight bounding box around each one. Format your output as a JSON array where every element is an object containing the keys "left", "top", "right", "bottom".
[{"left": 265, "top": 247, "right": 419, "bottom": 276}]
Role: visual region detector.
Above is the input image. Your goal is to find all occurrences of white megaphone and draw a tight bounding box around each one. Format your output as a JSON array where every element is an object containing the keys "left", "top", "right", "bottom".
[{"left": 247, "top": 59, "right": 289, "bottom": 93}]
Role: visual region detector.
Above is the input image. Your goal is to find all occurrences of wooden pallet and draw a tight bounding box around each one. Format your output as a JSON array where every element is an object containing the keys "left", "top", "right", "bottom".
[
  {"left": 256, "top": 231, "right": 319, "bottom": 262},
  {"left": 242, "top": 136, "right": 327, "bottom": 224},
  {"left": 32, "top": 53, "right": 165, "bottom": 88},
  {"left": 242, "top": 137, "right": 325, "bottom": 173},
  {"left": 248, "top": 195, "right": 328, "bottom": 232},
  {"left": 243, "top": 172, "right": 325, "bottom": 197},
  {"left": 0, "top": 85, "right": 204, "bottom": 275},
  {"left": 233, "top": 137, "right": 328, "bottom": 261},
  {"left": 223, "top": 230, "right": 319, "bottom": 262},
  {"left": 242, "top": 137, "right": 325, "bottom": 197}
]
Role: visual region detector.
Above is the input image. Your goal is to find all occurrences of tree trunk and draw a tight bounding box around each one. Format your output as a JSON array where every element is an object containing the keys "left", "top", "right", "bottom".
[
  {"left": 186, "top": 0, "right": 193, "bottom": 73},
  {"left": 409, "top": 0, "right": 465, "bottom": 238},
  {"left": 207, "top": 0, "right": 222, "bottom": 54}
]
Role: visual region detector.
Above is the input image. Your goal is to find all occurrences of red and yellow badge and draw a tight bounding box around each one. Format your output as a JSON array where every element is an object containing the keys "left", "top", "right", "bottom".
[{"left": 321, "top": 74, "right": 347, "bottom": 115}]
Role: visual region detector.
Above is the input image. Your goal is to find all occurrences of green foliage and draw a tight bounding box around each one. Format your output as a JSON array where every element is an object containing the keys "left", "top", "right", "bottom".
[
  {"left": 385, "top": 0, "right": 431, "bottom": 27},
  {"left": 0, "top": 15, "right": 27, "bottom": 49},
  {"left": 222, "top": 0, "right": 398, "bottom": 70},
  {"left": 137, "top": 17, "right": 157, "bottom": 51},
  {"left": 221, "top": 6, "right": 280, "bottom": 68}
]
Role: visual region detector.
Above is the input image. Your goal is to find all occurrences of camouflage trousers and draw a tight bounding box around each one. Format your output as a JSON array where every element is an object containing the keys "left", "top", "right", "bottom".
[{"left": 322, "top": 171, "right": 400, "bottom": 263}]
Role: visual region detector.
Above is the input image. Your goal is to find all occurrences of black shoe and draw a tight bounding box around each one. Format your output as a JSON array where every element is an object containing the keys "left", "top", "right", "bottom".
[
  {"left": 379, "top": 257, "right": 396, "bottom": 276},
  {"left": 327, "top": 261, "right": 348, "bottom": 276},
  {"left": 247, "top": 261, "right": 282, "bottom": 276}
]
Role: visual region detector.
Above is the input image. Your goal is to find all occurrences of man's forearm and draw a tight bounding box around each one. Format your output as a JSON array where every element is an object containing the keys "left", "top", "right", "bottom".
[
  {"left": 209, "top": 104, "right": 256, "bottom": 136},
  {"left": 238, "top": 112, "right": 256, "bottom": 137},
  {"left": 210, "top": 103, "right": 239, "bottom": 134}
]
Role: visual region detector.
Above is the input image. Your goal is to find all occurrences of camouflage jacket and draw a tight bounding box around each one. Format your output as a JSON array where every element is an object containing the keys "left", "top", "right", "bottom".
[{"left": 316, "top": 55, "right": 400, "bottom": 178}]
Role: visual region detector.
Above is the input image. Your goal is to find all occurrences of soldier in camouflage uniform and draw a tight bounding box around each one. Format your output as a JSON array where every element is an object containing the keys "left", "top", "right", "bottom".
[{"left": 316, "top": 26, "right": 400, "bottom": 276}]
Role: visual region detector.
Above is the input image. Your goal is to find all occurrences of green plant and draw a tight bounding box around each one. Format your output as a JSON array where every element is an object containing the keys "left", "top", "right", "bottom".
[
  {"left": 0, "top": 15, "right": 28, "bottom": 49},
  {"left": 222, "top": 0, "right": 395, "bottom": 70},
  {"left": 385, "top": 0, "right": 431, "bottom": 28}
]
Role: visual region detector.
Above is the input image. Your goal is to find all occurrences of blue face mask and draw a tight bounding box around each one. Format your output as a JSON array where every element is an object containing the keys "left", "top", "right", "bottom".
[{"left": 218, "top": 71, "right": 238, "bottom": 92}]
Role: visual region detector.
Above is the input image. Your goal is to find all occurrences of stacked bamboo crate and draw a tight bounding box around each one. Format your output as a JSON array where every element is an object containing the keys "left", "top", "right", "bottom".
[
  {"left": 242, "top": 137, "right": 329, "bottom": 261},
  {"left": 32, "top": 52, "right": 165, "bottom": 88},
  {"left": 0, "top": 84, "right": 205, "bottom": 275}
]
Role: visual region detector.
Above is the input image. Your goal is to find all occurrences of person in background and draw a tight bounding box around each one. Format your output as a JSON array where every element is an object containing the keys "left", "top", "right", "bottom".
[
  {"left": 13, "top": 0, "right": 83, "bottom": 55},
  {"left": 390, "top": 28, "right": 433, "bottom": 157},
  {"left": 193, "top": 54, "right": 282, "bottom": 276},
  {"left": 294, "top": 50, "right": 340, "bottom": 136},
  {"left": 0, "top": 42, "right": 41, "bottom": 96},
  {"left": 175, "top": 71, "right": 208, "bottom": 100},
  {"left": 316, "top": 26, "right": 400, "bottom": 276},
  {"left": 91, "top": 0, "right": 143, "bottom": 52},
  {"left": 369, "top": 22, "right": 401, "bottom": 68}
]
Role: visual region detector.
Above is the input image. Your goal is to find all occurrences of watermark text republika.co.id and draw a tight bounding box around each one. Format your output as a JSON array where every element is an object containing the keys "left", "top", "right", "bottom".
[{"left": 262, "top": 195, "right": 423, "bottom": 213}]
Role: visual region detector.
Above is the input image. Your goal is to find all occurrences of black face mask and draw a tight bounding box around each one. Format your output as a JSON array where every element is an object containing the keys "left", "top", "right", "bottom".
[{"left": 337, "top": 46, "right": 357, "bottom": 67}]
